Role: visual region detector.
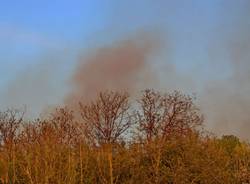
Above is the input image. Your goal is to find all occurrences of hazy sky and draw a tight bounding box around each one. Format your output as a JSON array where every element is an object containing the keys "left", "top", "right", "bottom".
[
  {"left": 0, "top": 1, "right": 250, "bottom": 138},
  {"left": 0, "top": 1, "right": 226, "bottom": 86},
  {"left": 0, "top": 0, "right": 226, "bottom": 70}
]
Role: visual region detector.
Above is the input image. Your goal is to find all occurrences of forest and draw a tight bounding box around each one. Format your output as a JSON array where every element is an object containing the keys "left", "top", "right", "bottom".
[{"left": 0, "top": 89, "right": 249, "bottom": 184}]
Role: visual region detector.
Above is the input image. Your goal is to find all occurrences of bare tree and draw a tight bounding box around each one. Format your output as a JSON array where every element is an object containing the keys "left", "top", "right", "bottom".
[
  {"left": 136, "top": 89, "right": 164, "bottom": 141},
  {"left": 0, "top": 109, "right": 24, "bottom": 147},
  {"left": 79, "top": 91, "right": 133, "bottom": 146},
  {"left": 50, "top": 107, "right": 80, "bottom": 145},
  {"left": 137, "top": 89, "right": 203, "bottom": 141},
  {"left": 161, "top": 90, "right": 203, "bottom": 137},
  {"left": 0, "top": 109, "right": 24, "bottom": 183}
]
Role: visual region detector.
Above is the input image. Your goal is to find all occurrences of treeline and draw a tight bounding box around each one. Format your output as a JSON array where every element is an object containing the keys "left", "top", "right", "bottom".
[{"left": 0, "top": 90, "right": 250, "bottom": 183}]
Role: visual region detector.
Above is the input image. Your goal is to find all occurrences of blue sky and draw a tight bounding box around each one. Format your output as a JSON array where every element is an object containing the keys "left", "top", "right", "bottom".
[
  {"left": 0, "top": 0, "right": 244, "bottom": 70},
  {"left": 0, "top": 0, "right": 245, "bottom": 78},
  {"left": 0, "top": 0, "right": 240, "bottom": 77}
]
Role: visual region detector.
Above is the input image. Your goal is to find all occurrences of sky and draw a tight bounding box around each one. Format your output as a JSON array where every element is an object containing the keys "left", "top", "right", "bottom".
[
  {"left": 0, "top": 0, "right": 250, "bottom": 138},
  {"left": 0, "top": 0, "right": 224, "bottom": 85}
]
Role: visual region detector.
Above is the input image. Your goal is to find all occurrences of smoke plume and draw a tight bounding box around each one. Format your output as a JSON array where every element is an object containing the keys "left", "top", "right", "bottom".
[
  {"left": 198, "top": 1, "right": 250, "bottom": 139},
  {"left": 64, "top": 34, "right": 160, "bottom": 108},
  {"left": 0, "top": 55, "right": 70, "bottom": 118}
]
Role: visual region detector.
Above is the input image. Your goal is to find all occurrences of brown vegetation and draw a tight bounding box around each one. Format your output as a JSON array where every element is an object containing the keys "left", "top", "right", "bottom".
[{"left": 0, "top": 90, "right": 249, "bottom": 184}]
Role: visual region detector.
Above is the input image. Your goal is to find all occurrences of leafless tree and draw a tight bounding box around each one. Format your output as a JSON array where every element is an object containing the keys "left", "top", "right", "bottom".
[
  {"left": 136, "top": 89, "right": 163, "bottom": 141},
  {"left": 79, "top": 91, "right": 133, "bottom": 146},
  {"left": 137, "top": 89, "right": 203, "bottom": 141},
  {"left": 0, "top": 109, "right": 24, "bottom": 147},
  {"left": 0, "top": 109, "right": 24, "bottom": 183},
  {"left": 50, "top": 107, "right": 81, "bottom": 145}
]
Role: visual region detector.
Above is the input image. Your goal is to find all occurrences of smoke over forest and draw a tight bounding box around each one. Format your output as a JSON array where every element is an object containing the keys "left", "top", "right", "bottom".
[
  {"left": 0, "top": 1, "right": 250, "bottom": 140},
  {"left": 1, "top": 1, "right": 250, "bottom": 183}
]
